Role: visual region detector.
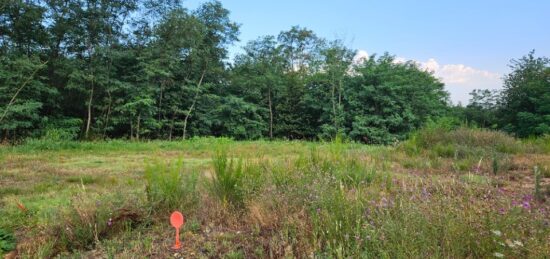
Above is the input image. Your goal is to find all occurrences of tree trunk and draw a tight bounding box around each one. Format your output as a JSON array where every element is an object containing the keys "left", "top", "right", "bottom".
[
  {"left": 130, "top": 121, "right": 133, "bottom": 141},
  {"left": 85, "top": 82, "right": 94, "bottom": 139},
  {"left": 169, "top": 114, "right": 175, "bottom": 141},
  {"left": 136, "top": 113, "right": 141, "bottom": 141},
  {"left": 331, "top": 81, "right": 337, "bottom": 131},
  {"left": 158, "top": 81, "right": 164, "bottom": 123},
  {"left": 268, "top": 88, "right": 273, "bottom": 139},
  {"left": 102, "top": 90, "right": 112, "bottom": 139},
  {"left": 182, "top": 70, "right": 206, "bottom": 140}
]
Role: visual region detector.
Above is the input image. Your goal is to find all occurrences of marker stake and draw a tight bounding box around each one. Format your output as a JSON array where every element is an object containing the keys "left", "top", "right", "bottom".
[{"left": 170, "top": 211, "right": 185, "bottom": 250}]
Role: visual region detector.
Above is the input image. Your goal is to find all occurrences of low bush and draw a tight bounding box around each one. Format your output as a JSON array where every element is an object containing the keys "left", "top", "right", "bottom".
[
  {"left": 54, "top": 193, "right": 144, "bottom": 253},
  {"left": 0, "top": 228, "right": 16, "bottom": 254},
  {"left": 209, "top": 149, "right": 245, "bottom": 207},
  {"left": 144, "top": 159, "right": 199, "bottom": 212}
]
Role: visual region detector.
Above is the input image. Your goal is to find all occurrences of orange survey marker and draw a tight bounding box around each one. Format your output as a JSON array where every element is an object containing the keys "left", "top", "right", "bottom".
[{"left": 170, "top": 211, "right": 185, "bottom": 250}]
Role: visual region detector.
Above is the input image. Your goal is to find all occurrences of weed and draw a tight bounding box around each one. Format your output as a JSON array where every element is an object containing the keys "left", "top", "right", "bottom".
[
  {"left": 492, "top": 153, "right": 499, "bottom": 175},
  {"left": 210, "top": 149, "right": 245, "bottom": 207},
  {"left": 534, "top": 166, "right": 542, "bottom": 201},
  {"left": 0, "top": 228, "right": 16, "bottom": 254},
  {"left": 144, "top": 159, "right": 199, "bottom": 212}
]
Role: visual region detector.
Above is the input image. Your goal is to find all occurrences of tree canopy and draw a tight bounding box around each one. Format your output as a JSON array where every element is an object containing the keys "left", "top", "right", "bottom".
[
  {"left": 461, "top": 51, "right": 550, "bottom": 137},
  {"left": 1, "top": 1, "right": 544, "bottom": 143}
]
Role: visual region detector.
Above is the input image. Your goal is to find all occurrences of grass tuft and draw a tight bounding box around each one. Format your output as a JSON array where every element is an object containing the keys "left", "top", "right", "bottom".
[{"left": 144, "top": 159, "right": 199, "bottom": 212}]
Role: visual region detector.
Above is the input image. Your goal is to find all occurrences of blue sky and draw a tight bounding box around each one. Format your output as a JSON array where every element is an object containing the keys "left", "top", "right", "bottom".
[{"left": 184, "top": 0, "right": 550, "bottom": 104}]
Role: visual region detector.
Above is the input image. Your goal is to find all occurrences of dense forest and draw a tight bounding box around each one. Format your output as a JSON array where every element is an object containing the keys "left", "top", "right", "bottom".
[{"left": 1, "top": 0, "right": 549, "bottom": 144}]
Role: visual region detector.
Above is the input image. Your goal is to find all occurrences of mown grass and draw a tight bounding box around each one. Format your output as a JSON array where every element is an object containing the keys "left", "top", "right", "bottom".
[{"left": 0, "top": 132, "right": 549, "bottom": 258}]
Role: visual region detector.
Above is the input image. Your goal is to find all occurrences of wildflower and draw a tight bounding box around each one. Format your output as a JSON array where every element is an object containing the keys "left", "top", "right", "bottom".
[
  {"left": 513, "top": 240, "right": 523, "bottom": 247},
  {"left": 493, "top": 252, "right": 504, "bottom": 258},
  {"left": 522, "top": 201, "right": 531, "bottom": 210},
  {"left": 16, "top": 202, "right": 28, "bottom": 212},
  {"left": 491, "top": 230, "right": 502, "bottom": 236},
  {"left": 421, "top": 188, "right": 431, "bottom": 199},
  {"left": 107, "top": 218, "right": 113, "bottom": 227},
  {"left": 505, "top": 239, "right": 515, "bottom": 248},
  {"left": 498, "top": 208, "right": 506, "bottom": 215}
]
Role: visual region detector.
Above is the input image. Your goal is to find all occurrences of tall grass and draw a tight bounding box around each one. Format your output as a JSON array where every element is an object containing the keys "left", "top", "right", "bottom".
[
  {"left": 3, "top": 133, "right": 549, "bottom": 257},
  {"left": 209, "top": 149, "right": 245, "bottom": 207},
  {"left": 144, "top": 159, "right": 199, "bottom": 211}
]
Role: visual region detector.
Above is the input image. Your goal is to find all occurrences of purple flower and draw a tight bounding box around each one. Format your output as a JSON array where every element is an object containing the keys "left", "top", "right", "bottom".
[
  {"left": 498, "top": 208, "right": 506, "bottom": 215},
  {"left": 107, "top": 218, "right": 113, "bottom": 227},
  {"left": 421, "top": 188, "right": 431, "bottom": 199},
  {"left": 522, "top": 201, "right": 531, "bottom": 210}
]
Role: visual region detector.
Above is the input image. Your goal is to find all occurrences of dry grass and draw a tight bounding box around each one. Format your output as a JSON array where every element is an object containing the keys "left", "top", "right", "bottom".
[{"left": 0, "top": 136, "right": 549, "bottom": 258}]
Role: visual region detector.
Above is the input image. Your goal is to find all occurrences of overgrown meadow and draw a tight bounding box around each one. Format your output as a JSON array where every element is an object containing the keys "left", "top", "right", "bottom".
[{"left": 1, "top": 127, "right": 549, "bottom": 258}]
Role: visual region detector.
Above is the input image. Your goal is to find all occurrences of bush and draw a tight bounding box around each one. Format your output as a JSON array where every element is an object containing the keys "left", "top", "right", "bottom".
[
  {"left": 0, "top": 228, "right": 16, "bottom": 254},
  {"left": 209, "top": 149, "right": 245, "bottom": 207},
  {"left": 56, "top": 193, "right": 144, "bottom": 253},
  {"left": 407, "top": 125, "right": 522, "bottom": 156},
  {"left": 144, "top": 160, "right": 199, "bottom": 212}
]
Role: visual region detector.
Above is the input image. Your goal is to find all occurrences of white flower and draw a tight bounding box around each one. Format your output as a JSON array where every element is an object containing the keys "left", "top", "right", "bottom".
[
  {"left": 513, "top": 240, "right": 523, "bottom": 247},
  {"left": 494, "top": 252, "right": 504, "bottom": 258},
  {"left": 505, "top": 239, "right": 515, "bottom": 248},
  {"left": 491, "top": 230, "right": 502, "bottom": 236}
]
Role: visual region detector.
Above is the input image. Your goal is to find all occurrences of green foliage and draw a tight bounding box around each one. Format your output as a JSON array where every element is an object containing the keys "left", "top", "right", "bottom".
[
  {"left": 2, "top": 140, "right": 550, "bottom": 257},
  {"left": 346, "top": 54, "right": 449, "bottom": 144},
  {"left": 209, "top": 149, "right": 245, "bottom": 207},
  {"left": 55, "top": 193, "right": 144, "bottom": 253},
  {"left": 0, "top": 1, "right": 546, "bottom": 146},
  {"left": 0, "top": 55, "right": 51, "bottom": 140},
  {"left": 500, "top": 51, "right": 550, "bottom": 137},
  {"left": 0, "top": 228, "right": 16, "bottom": 253},
  {"left": 460, "top": 51, "right": 550, "bottom": 138},
  {"left": 144, "top": 160, "right": 199, "bottom": 211}
]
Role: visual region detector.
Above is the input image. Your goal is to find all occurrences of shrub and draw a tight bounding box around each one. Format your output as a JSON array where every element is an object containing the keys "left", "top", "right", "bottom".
[
  {"left": 144, "top": 159, "right": 199, "bottom": 212},
  {"left": 406, "top": 125, "right": 523, "bottom": 158},
  {"left": 209, "top": 149, "right": 245, "bottom": 207},
  {"left": 0, "top": 228, "right": 16, "bottom": 254},
  {"left": 56, "top": 194, "right": 144, "bottom": 253}
]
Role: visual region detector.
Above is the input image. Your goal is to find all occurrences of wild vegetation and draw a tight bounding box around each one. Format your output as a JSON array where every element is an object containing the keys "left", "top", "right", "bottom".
[
  {"left": 1, "top": 0, "right": 550, "bottom": 258},
  {"left": 0, "top": 126, "right": 549, "bottom": 257}
]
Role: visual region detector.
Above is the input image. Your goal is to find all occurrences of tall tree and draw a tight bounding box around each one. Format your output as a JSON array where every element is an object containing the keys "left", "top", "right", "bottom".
[
  {"left": 500, "top": 51, "right": 550, "bottom": 137},
  {"left": 345, "top": 54, "right": 448, "bottom": 144},
  {"left": 232, "top": 36, "right": 286, "bottom": 139},
  {"left": 305, "top": 40, "right": 354, "bottom": 139},
  {"left": 276, "top": 26, "right": 323, "bottom": 139}
]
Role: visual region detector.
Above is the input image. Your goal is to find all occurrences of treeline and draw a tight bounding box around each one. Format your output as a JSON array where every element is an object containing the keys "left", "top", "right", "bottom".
[
  {"left": 456, "top": 51, "right": 550, "bottom": 138},
  {"left": 0, "top": 1, "right": 548, "bottom": 144}
]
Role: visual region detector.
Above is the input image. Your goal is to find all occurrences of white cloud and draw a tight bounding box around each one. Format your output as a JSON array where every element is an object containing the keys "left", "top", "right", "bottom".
[
  {"left": 418, "top": 59, "right": 500, "bottom": 85},
  {"left": 412, "top": 58, "right": 501, "bottom": 105},
  {"left": 420, "top": 58, "right": 440, "bottom": 72},
  {"left": 352, "top": 50, "right": 369, "bottom": 65},
  {"left": 352, "top": 51, "right": 502, "bottom": 104}
]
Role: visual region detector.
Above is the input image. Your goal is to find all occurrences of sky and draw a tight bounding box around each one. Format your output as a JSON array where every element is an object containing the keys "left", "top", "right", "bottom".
[{"left": 183, "top": 0, "right": 550, "bottom": 104}]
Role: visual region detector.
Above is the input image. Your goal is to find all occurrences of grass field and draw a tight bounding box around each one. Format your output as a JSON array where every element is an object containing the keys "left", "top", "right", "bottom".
[{"left": 1, "top": 129, "right": 549, "bottom": 258}]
